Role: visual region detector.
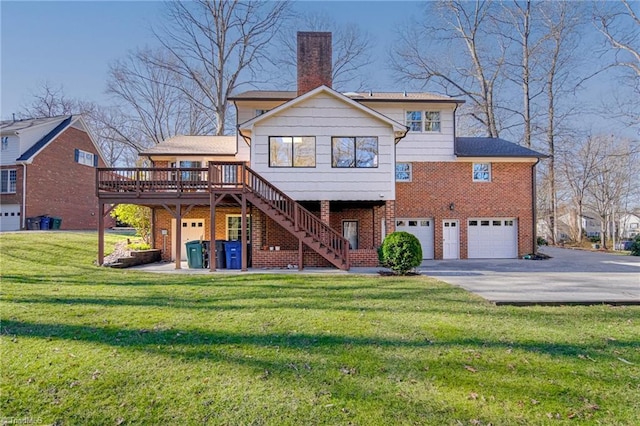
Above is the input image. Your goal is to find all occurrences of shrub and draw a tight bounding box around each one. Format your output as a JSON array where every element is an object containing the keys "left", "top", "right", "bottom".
[
  {"left": 589, "top": 235, "right": 601, "bottom": 243},
  {"left": 128, "top": 241, "right": 151, "bottom": 251},
  {"left": 379, "top": 232, "right": 422, "bottom": 275},
  {"left": 630, "top": 235, "right": 640, "bottom": 256},
  {"left": 110, "top": 205, "right": 152, "bottom": 243},
  {"left": 537, "top": 236, "right": 548, "bottom": 246}
]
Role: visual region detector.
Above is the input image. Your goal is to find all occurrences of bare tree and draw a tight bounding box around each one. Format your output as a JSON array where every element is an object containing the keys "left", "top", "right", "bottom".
[
  {"left": 151, "top": 0, "right": 291, "bottom": 135},
  {"left": 19, "top": 82, "right": 76, "bottom": 118},
  {"left": 107, "top": 48, "right": 214, "bottom": 148},
  {"left": 586, "top": 135, "right": 640, "bottom": 249},
  {"left": 274, "top": 11, "right": 373, "bottom": 90},
  {"left": 391, "top": 0, "right": 505, "bottom": 137},
  {"left": 559, "top": 136, "right": 603, "bottom": 242}
]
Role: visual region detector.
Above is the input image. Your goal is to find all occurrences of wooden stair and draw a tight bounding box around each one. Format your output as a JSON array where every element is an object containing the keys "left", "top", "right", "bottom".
[{"left": 243, "top": 167, "right": 349, "bottom": 270}]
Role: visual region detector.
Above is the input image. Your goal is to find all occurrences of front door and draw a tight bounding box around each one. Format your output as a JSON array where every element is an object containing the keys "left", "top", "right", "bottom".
[
  {"left": 443, "top": 220, "right": 459, "bottom": 259},
  {"left": 172, "top": 218, "right": 205, "bottom": 260}
]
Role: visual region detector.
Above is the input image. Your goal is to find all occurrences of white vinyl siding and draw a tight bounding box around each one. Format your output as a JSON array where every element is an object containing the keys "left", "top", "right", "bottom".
[
  {"left": 0, "top": 136, "right": 20, "bottom": 166},
  {"left": 361, "top": 102, "right": 456, "bottom": 162},
  {"left": 250, "top": 93, "right": 395, "bottom": 201}
]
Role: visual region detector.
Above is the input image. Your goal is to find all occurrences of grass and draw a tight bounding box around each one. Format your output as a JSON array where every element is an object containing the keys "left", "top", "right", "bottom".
[{"left": 1, "top": 232, "right": 639, "bottom": 425}]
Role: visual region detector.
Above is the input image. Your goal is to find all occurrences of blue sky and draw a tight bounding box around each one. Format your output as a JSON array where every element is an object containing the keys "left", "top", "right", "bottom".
[{"left": 0, "top": 1, "right": 416, "bottom": 117}]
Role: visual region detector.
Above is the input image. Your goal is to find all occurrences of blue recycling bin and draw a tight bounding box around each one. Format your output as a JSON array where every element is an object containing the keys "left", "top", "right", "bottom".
[
  {"left": 224, "top": 241, "right": 242, "bottom": 269},
  {"left": 39, "top": 216, "right": 51, "bottom": 230}
]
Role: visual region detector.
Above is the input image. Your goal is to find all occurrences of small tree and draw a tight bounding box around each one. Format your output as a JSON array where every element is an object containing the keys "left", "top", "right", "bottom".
[
  {"left": 630, "top": 235, "right": 640, "bottom": 257},
  {"left": 110, "top": 204, "right": 152, "bottom": 243},
  {"left": 379, "top": 232, "right": 422, "bottom": 275}
]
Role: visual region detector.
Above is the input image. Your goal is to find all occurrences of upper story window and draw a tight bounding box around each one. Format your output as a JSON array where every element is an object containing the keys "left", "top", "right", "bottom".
[
  {"left": 1, "top": 137, "right": 8, "bottom": 151},
  {"left": 396, "top": 163, "right": 412, "bottom": 181},
  {"left": 1, "top": 169, "right": 17, "bottom": 193},
  {"left": 269, "top": 136, "right": 316, "bottom": 167},
  {"left": 405, "top": 111, "right": 441, "bottom": 132},
  {"left": 473, "top": 163, "right": 491, "bottom": 182},
  {"left": 332, "top": 137, "right": 378, "bottom": 168},
  {"left": 75, "top": 149, "right": 97, "bottom": 167}
]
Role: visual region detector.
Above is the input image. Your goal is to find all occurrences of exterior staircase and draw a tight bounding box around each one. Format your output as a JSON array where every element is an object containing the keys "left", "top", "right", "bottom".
[{"left": 242, "top": 165, "right": 350, "bottom": 270}]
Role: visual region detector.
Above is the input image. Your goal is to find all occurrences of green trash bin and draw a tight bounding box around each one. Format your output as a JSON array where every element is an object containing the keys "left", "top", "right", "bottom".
[
  {"left": 51, "top": 217, "right": 62, "bottom": 230},
  {"left": 185, "top": 240, "right": 204, "bottom": 268}
]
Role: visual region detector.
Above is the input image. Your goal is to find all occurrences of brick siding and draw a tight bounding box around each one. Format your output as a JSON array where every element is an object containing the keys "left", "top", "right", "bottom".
[
  {"left": 395, "top": 161, "right": 535, "bottom": 258},
  {"left": 7, "top": 127, "right": 108, "bottom": 230}
]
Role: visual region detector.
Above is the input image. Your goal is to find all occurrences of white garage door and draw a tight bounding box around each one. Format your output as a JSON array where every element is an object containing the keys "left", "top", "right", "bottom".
[
  {"left": 468, "top": 218, "right": 518, "bottom": 258},
  {"left": 0, "top": 204, "right": 21, "bottom": 232},
  {"left": 395, "top": 218, "right": 434, "bottom": 259}
]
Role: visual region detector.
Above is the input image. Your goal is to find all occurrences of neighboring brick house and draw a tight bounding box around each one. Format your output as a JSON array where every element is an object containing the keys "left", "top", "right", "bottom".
[
  {"left": 97, "top": 32, "right": 545, "bottom": 270},
  {"left": 0, "top": 115, "right": 108, "bottom": 231}
]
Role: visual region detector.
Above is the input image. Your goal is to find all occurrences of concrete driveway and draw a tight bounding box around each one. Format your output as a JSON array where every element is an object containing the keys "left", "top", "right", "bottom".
[{"left": 418, "top": 247, "right": 640, "bottom": 305}]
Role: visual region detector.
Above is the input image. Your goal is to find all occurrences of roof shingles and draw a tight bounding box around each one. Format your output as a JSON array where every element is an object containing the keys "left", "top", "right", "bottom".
[{"left": 455, "top": 137, "right": 546, "bottom": 158}]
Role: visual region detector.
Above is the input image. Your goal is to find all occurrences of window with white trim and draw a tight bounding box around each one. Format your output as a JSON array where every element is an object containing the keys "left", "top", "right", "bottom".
[
  {"left": 395, "top": 163, "right": 412, "bottom": 181},
  {"left": 1, "top": 169, "right": 17, "bottom": 193},
  {"left": 405, "top": 111, "right": 441, "bottom": 132},
  {"left": 332, "top": 137, "right": 378, "bottom": 168},
  {"left": 226, "top": 214, "right": 251, "bottom": 241},
  {"left": 1, "top": 137, "right": 8, "bottom": 151},
  {"left": 75, "top": 148, "right": 97, "bottom": 167},
  {"left": 473, "top": 163, "right": 491, "bottom": 182}
]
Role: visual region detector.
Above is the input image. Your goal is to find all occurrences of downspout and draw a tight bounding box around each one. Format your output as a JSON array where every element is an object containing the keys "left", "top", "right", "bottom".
[
  {"left": 532, "top": 158, "right": 540, "bottom": 254},
  {"left": 21, "top": 163, "right": 27, "bottom": 229}
]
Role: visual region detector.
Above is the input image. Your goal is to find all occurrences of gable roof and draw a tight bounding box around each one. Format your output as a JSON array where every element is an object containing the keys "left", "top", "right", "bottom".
[
  {"left": 16, "top": 116, "right": 73, "bottom": 162},
  {"left": 0, "top": 115, "right": 71, "bottom": 134},
  {"left": 229, "top": 90, "right": 463, "bottom": 104},
  {"left": 238, "top": 85, "right": 408, "bottom": 134},
  {"left": 455, "top": 137, "right": 547, "bottom": 158},
  {"left": 140, "top": 135, "right": 237, "bottom": 156}
]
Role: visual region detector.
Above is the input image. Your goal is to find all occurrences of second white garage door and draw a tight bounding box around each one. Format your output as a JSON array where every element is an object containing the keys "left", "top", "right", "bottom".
[
  {"left": 395, "top": 218, "right": 434, "bottom": 259},
  {"left": 0, "top": 204, "right": 21, "bottom": 232},
  {"left": 468, "top": 218, "right": 518, "bottom": 259}
]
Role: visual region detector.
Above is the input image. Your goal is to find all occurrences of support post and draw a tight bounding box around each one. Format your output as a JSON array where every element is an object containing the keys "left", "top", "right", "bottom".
[
  {"left": 298, "top": 238, "right": 304, "bottom": 271},
  {"left": 98, "top": 202, "right": 105, "bottom": 266},
  {"left": 175, "top": 203, "right": 182, "bottom": 269},
  {"left": 241, "top": 193, "right": 248, "bottom": 271},
  {"left": 210, "top": 193, "right": 216, "bottom": 272}
]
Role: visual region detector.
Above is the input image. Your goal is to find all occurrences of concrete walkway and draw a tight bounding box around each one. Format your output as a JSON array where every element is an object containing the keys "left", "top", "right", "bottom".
[
  {"left": 418, "top": 247, "right": 640, "bottom": 305},
  {"left": 129, "top": 247, "right": 640, "bottom": 305}
]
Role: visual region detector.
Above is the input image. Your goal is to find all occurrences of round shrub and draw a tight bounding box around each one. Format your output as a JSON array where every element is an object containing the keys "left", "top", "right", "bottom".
[
  {"left": 630, "top": 235, "right": 640, "bottom": 256},
  {"left": 379, "top": 231, "right": 422, "bottom": 275}
]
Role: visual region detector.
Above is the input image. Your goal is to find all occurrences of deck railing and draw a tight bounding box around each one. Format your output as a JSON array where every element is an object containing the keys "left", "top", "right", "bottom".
[{"left": 97, "top": 162, "right": 349, "bottom": 267}]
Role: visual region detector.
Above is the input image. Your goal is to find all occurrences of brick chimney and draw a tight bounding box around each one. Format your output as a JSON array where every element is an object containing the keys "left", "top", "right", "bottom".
[{"left": 297, "top": 32, "right": 332, "bottom": 96}]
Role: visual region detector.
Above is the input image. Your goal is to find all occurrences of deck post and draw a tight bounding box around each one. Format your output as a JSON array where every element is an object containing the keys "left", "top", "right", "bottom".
[
  {"left": 98, "top": 202, "right": 105, "bottom": 266},
  {"left": 241, "top": 193, "right": 248, "bottom": 271},
  {"left": 175, "top": 203, "right": 182, "bottom": 269},
  {"left": 210, "top": 193, "right": 216, "bottom": 272},
  {"left": 298, "top": 239, "right": 304, "bottom": 271}
]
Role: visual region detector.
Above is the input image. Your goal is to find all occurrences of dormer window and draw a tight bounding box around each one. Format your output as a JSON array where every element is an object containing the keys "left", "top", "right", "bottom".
[{"left": 405, "top": 111, "right": 441, "bottom": 132}]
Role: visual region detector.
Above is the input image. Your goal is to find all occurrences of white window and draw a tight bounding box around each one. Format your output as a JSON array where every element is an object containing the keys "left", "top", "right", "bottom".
[
  {"left": 395, "top": 163, "right": 412, "bottom": 182},
  {"left": 473, "top": 163, "right": 491, "bottom": 182},
  {"left": 405, "top": 111, "right": 441, "bottom": 132},
  {"left": 1, "top": 169, "right": 17, "bottom": 193},
  {"left": 1, "top": 137, "right": 8, "bottom": 151},
  {"left": 75, "top": 149, "right": 96, "bottom": 167},
  {"left": 226, "top": 215, "right": 251, "bottom": 241},
  {"left": 343, "top": 220, "right": 358, "bottom": 249},
  {"left": 630, "top": 223, "right": 638, "bottom": 229}
]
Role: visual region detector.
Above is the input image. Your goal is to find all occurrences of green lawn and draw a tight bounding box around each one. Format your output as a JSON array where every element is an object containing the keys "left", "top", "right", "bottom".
[{"left": 1, "top": 232, "right": 639, "bottom": 425}]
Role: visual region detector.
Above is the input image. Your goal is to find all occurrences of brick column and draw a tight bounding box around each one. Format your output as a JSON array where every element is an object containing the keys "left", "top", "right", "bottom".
[
  {"left": 385, "top": 200, "right": 395, "bottom": 236},
  {"left": 320, "top": 200, "right": 330, "bottom": 224}
]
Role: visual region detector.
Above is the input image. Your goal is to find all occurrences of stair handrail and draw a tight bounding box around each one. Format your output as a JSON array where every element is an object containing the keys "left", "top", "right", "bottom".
[{"left": 243, "top": 165, "right": 349, "bottom": 267}]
